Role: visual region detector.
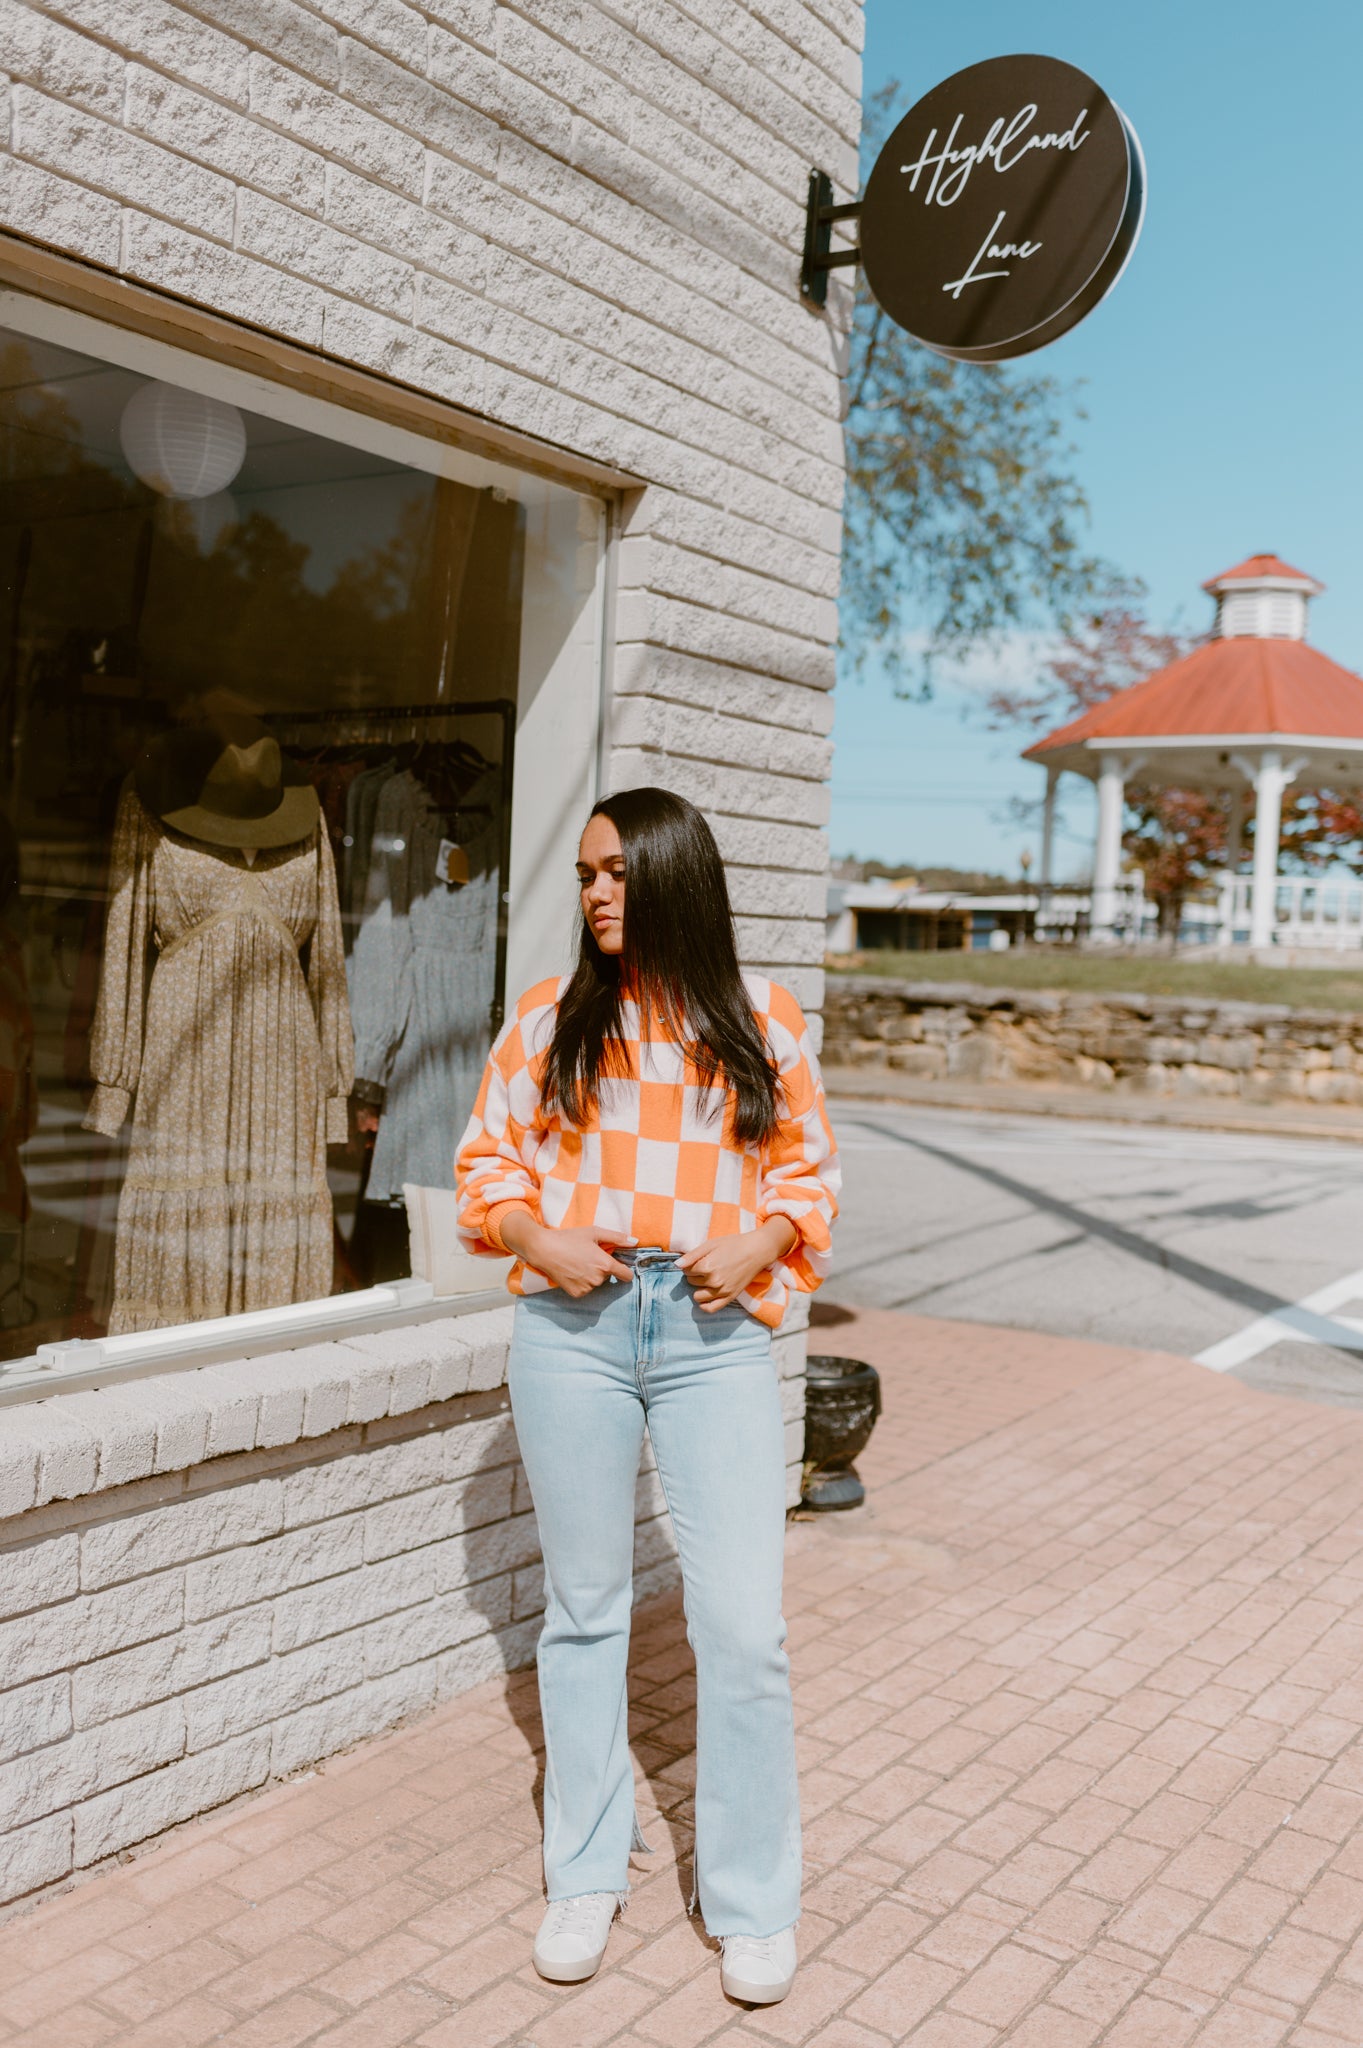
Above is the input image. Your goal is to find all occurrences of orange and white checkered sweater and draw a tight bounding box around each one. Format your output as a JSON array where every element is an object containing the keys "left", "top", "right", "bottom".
[{"left": 455, "top": 973, "right": 840, "bottom": 1328}]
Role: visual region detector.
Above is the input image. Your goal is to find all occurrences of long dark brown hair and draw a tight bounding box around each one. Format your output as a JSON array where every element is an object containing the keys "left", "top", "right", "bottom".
[{"left": 544, "top": 787, "right": 780, "bottom": 1146}]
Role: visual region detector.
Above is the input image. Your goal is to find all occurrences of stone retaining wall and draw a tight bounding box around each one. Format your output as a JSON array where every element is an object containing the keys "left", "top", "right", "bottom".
[
  {"left": 824, "top": 973, "right": 1363, "bottom": 1103},
  {"left": 0, "top": 1305, "right": 807, "bottom": 1910}
]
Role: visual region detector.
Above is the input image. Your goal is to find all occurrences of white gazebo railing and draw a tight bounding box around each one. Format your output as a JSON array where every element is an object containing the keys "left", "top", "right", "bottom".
[{"left": 1215, "top": 873, "right": 1363, "bottom": 949}]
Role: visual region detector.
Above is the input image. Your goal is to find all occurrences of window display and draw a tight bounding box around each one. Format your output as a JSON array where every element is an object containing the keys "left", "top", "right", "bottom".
[
  {"left": 0, "top": 299, "right": 604, "bottom": 1360},
  {"left": 84, "top": 714, "right": 354, "bottom": 1332}
]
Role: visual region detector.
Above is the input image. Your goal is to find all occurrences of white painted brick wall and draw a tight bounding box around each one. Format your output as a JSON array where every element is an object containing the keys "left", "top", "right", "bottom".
[
  {"left": 0, "top": 0, "right": 855, "bottom": 1910},
  {"left": 0, "top": 0, "right": 859, "bottom": 990},
  {"left": 0, "top": 1302, "right": 809, "bottom": 1906}
]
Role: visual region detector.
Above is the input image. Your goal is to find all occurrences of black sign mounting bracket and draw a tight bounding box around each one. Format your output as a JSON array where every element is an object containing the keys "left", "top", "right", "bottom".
[{"left": 801, "top": 169, "right": 860, "bottom": 307}]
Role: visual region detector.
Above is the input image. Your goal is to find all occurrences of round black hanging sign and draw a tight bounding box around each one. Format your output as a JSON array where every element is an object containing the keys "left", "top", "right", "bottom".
[{"left": 857, "top": 55, "right": 1145, "bottom": 362}]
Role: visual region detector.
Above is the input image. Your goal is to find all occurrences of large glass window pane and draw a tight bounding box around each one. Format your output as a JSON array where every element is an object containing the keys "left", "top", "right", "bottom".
[{"left": 0, "top": 304, "right": 603, "bottom": 1360}]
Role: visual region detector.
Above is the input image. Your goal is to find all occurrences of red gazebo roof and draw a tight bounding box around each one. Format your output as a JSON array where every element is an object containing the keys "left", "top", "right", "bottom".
[
  {"left": 1202, "top": 552, "right": 1323, "bottom": 593},
  {"left": 1025, "top": 636, "right": 1363, "bottom": 758}
]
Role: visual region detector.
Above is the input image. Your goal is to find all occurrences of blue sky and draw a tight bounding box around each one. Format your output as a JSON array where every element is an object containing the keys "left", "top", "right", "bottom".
[{"left": 830, "top": 0, "right": 1363, "bottom": 879}]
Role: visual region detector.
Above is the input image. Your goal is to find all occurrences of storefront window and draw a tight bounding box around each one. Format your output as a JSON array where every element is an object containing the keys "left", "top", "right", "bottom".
[{"left": 0, "top": 295, "right": 606, "bottom": 1361}]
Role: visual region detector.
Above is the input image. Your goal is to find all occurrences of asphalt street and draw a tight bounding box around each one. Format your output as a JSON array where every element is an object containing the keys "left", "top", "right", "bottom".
[{"left": 824, "top": 1095, "right": 1363, "bottom": 1408}]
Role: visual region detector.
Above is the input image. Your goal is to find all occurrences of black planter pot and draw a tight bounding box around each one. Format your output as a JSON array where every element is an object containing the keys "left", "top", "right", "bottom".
[{"left": 801, "top": 1354, "right": 882, "bottom": 1512}]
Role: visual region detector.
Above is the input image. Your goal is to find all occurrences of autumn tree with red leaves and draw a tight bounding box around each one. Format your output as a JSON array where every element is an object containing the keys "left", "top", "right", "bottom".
[
  {"left": 1277, "top": 792, "right": 1363, "bottom": 875},
  {"left": 984, "top": 584, "right": 1187, "bottom": 733},
  {"left": 1123, "top": 790, "right": 1228, "bottom": 934}
]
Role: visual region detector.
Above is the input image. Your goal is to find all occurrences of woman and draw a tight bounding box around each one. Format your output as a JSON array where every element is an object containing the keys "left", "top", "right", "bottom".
[{"left": 455, "top": 787, "right": 839, "bottom": 2006}]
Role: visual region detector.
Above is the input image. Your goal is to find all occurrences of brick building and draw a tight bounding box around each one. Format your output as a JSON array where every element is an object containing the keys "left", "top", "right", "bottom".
[{"left": 0, "top": 1, "right": 860, "bottom": 1903}]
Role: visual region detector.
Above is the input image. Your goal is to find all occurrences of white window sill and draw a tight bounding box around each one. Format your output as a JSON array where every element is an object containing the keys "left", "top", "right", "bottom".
[{"left": 0, "top": 1277, "right": 511, "bottom": 1406}]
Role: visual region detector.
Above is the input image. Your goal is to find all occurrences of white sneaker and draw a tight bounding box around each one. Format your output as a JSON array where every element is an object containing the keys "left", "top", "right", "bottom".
[
  {"left": 720, "top": 1926, "right": 797, "bottom": 2004},
  {"left": 532, "top": 1892, "right": 620, "bottom": 1982}
]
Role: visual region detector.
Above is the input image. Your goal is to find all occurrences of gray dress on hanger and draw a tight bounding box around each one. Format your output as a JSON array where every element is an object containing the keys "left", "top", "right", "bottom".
[
  {"left": 347, "top": 766, "right": 499, "bottom": 1197},
  {"left": 341, "top": 758, "right": 397, "bottom": 940}
]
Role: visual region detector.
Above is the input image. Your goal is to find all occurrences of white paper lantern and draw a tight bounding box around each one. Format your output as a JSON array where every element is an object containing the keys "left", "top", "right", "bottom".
[{"left": 119, "top": 381, "right": 247, "bottom": 499}]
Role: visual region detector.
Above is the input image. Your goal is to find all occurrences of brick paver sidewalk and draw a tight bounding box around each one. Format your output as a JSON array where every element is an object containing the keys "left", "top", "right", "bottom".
[{"left": 6, "top": 1308, "right": 1363, "bottom": 2046}]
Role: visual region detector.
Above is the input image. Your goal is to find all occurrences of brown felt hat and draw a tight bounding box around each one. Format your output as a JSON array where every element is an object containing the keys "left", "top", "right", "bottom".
[{"left": 135, "top": 721, "right": 318, "bottom": 850}]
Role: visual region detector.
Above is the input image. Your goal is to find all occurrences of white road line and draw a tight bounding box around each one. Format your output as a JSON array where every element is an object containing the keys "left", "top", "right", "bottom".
[{"left": 1194, "top": 1265, "right": 1363, "bottom": 1372}]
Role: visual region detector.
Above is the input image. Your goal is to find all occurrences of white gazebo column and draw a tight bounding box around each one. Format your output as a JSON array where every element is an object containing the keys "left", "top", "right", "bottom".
[
  {"left": 1090, "top": 756, "right": 1127, "bottom": 938},
  {"left": 1249, "top": 749, "right": 1287, "bottom": 949},
  {"left": 1039, "top": 765, "right": 1059, "bottom": 904}
]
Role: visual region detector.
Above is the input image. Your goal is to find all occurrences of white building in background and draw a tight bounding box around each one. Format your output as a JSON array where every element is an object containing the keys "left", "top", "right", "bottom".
[{"left": 826, "top": 878, "right": 1144, "bottom": 955}]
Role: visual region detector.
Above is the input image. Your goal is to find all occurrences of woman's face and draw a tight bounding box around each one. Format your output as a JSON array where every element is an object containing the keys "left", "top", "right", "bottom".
[{"left": 577, "top": 813, "right": 626, "bottom": 955}]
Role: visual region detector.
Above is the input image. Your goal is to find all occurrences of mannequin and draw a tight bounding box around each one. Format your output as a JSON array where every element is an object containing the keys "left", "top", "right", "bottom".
[{"left": 84, "top": 716, "right": 354, "bottom": 1333}]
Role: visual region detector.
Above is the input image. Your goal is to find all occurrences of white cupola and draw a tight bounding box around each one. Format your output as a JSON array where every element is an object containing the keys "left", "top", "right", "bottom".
[{"left": 1203, "top": 552, "right": 1324, "bottom": 641}]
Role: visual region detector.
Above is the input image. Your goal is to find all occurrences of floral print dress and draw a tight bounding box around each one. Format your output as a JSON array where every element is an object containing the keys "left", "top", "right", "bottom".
[{"left": 85, "top": 782, "right": 354, "bottom": 1333}]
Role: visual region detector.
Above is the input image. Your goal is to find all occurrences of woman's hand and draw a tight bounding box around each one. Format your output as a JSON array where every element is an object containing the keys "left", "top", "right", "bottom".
[
  {"left": 499, "top": 1212, "right": 635, "bottom": 1298},
  {"left": 679, "top": 1217, "right": 798, "bottom": 1313}
]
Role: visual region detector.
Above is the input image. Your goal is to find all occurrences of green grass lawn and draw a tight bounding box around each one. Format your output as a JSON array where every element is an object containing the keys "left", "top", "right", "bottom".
[{"left": 828, "top": 950, "right": 1363, "bottom": 1010}]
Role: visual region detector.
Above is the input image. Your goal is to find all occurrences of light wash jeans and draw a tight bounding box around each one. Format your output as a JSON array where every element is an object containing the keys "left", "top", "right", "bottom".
[{"left": 507, "top": 1248, "right": 801, "bottom": 1938}]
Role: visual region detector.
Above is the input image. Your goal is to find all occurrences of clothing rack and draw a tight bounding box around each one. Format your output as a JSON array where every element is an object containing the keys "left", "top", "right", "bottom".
[
  {"left": 264, "top": 699, "right": 516, "bottom": 1031},
  {"left": 266, "top": 697, "right": 512, "bottom": 753}
]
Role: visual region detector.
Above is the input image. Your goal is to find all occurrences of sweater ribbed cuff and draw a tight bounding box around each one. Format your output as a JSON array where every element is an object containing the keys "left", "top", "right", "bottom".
[{"left": 483, "top": 1198, "right": 537, "bottom": 1254}]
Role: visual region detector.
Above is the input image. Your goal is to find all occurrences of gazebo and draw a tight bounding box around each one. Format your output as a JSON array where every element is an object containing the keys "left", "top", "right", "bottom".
[{"left": 1024, "top": 555, "right": 1363, "bottom": 947}]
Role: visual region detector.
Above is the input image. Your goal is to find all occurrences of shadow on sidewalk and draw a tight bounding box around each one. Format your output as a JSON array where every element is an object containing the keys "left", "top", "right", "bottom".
[{"left": 853, "top": 1114, "right": 1357, "bottom": 1339}]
